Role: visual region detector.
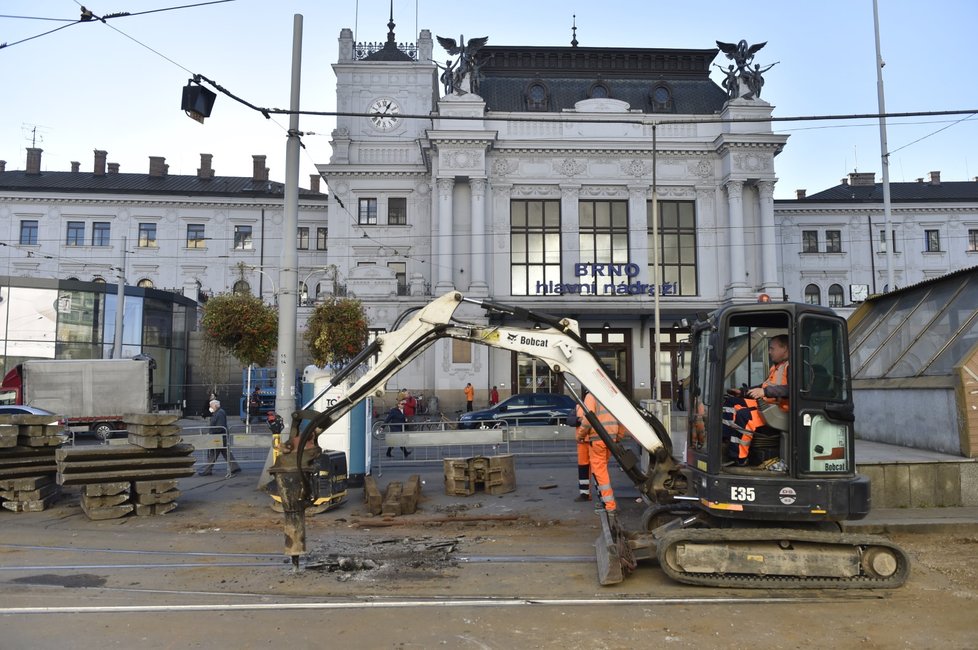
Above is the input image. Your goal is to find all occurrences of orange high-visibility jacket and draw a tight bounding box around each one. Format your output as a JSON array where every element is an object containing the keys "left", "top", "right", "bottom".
[
  {"left": 761, "top": 361, "right": 790, "bottom": 412},
  {"left": 578, "top": 392, "right": 627, "bottom": 442}
]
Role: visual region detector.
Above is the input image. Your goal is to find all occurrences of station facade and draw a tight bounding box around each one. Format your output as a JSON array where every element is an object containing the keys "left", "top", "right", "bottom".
[{"left": 319, "top": 23, "right": 786, "bottom": 405}]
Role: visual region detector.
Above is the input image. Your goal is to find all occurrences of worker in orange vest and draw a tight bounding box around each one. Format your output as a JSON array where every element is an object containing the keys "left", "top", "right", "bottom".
[
  {"left": 724, "top": 334, "right": 789, "bottom": 464},
  {"left": 577, "top": 390, "right": 628, "bottom": 512}
]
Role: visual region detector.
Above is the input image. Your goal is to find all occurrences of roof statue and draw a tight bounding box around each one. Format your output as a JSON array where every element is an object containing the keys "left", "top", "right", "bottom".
[
  {"left": 436, "top": 34, "right": 489, "bottom": 95},
  {"left": 714, "top": 39, "right": 777, "bottom": 101},
  {"left": 716, "top": 39, "right": 766, "bottom": 70}
]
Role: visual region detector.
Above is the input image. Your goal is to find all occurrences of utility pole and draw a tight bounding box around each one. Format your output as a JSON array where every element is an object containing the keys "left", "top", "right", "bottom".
[
  {"left": 275, "top": 14, "right": 303, "bottom": 419},
  {"left": 873, "top": 0, "right": 895, "bottom": 292}
]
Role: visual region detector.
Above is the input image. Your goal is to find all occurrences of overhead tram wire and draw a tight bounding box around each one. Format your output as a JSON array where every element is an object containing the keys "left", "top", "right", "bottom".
[
  {"left": 0, "top": 1, "right": 236, "bottom": 51},
  {"left": 187, "top": 75, "right": 977, "bottom": 130}
]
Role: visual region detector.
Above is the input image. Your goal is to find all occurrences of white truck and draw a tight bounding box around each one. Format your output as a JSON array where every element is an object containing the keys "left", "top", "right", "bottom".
[{"left": 0, "top": 358, "right": 154, "bottom": 440}]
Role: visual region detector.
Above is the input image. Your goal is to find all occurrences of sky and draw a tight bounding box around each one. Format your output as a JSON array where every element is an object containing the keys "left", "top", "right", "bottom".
[{"left": 1, "top": 0, "right": 976, "bottom": 200}]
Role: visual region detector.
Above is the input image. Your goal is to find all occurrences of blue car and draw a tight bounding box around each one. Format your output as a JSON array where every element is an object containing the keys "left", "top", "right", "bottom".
[{"left": 458, "top": 393, "right": 576, "bottom": 429}]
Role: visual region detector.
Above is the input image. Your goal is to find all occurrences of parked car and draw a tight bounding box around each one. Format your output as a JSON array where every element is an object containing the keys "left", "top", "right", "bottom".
[
  {"left": 458, "top": 393, "right": 576, "bottom": 429},
  {"left": 0, "top": 405, "right": 61, "bottom": 419}
]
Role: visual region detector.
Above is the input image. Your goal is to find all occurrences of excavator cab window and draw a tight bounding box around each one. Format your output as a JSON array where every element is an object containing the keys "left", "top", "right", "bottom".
[{"left": 797, "top": 314, "right": 855, "bottom": 474}]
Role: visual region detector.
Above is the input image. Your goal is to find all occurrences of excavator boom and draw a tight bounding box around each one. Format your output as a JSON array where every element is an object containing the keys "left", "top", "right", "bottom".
[{"left": 270, "top": 292, "right": 683, "bottom": 561}]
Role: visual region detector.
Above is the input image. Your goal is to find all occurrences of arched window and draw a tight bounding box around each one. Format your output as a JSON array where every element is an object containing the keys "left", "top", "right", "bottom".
[
  {"left": 828, "top": 284, "right": 845, "bottom": 308},
  {"left": 525, "top": 81, "right": 550, "bottom": 111},
  {"left": 588, "top": 82, "right": 610, "bottom": 99},
  {"left": 804, "top": 284, "right": 821, "bottom": 305},
  {"left": 650, "top": 83, "right": 674, "bottom": 112},
  {"left": 137, "top": 278, "right": 154, "bottom": 288},
  {"left": 93, "top": 276, "right": 106, "bottom": 284},
  {"left": 232, "top": 280, "right": 251, "bottom": 295}
]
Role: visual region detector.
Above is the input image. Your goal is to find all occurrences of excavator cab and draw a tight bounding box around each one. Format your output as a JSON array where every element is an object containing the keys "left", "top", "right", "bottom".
[{"left": 685, "top": 301, "right": 870, "bottom": 523}]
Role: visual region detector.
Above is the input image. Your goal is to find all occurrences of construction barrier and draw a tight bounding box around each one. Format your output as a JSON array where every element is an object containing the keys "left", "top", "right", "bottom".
[{"left": 375, "top": 418, "right": 577, "bottom": 475}]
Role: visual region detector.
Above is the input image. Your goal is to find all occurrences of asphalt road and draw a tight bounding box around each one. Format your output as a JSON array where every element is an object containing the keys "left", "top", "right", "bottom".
[{"left": 2, "top": 457, "right": 978, "bottom": 648}]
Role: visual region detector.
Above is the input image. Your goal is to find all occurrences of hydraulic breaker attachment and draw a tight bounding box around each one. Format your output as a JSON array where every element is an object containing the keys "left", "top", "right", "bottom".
[{"left": 268, "top": 418, "right": 320, "bottom": 569}]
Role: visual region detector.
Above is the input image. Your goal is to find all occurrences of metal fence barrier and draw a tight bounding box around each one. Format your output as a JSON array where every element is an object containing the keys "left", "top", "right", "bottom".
[{"left": 374, "top": 418, "right": 578, "bottom": 475}]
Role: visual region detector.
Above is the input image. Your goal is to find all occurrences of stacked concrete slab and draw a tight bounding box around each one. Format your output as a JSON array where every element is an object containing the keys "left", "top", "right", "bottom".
[
  {"left": 0, "top": 414, "right": 65, "bottom": 512},
  {"left": 443, "top": 455, "right": 516, "bottom": 496},
  {"left": 56, "top": 414, "right": 193, "bottom": 520}
]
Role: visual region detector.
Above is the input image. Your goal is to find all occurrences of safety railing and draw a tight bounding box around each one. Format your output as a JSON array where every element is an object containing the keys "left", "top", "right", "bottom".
[
  {"left": 181, "top": 424, "right": 274, "bottom": 478},
  {"left": 373, "top": 417, "right": 577, "bottom": 475}
]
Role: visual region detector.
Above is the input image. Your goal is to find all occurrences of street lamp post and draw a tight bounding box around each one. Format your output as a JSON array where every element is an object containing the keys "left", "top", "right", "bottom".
[
  {"left": 244, "top": 265, "right": 278, "bottom": 304},
  {"left": 299, "top": 267, "right": 328, "bottom": 305},
  {"left": 112, "top": 236, "right": 127, "bottom": 359}
]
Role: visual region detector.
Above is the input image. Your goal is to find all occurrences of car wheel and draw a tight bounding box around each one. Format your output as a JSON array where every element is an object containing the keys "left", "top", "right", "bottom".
[{"left": 93, "top": 423, "right": 114, "bottom": 442}]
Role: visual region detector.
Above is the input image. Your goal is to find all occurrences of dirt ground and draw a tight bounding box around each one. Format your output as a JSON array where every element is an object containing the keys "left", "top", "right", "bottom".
[{"left": 1, "top": 468, "right": 977, "bottom": 649}]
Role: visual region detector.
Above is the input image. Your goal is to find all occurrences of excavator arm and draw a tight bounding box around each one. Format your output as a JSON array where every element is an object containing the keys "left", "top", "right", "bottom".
[{"left": 269, "top": 292, "right": 686, "bottom": 566}]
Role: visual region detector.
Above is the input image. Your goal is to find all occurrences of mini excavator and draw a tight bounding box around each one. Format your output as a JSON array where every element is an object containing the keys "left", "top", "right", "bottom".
[{"left": 270, "top": 292, "right": 909, "bottom": 588}]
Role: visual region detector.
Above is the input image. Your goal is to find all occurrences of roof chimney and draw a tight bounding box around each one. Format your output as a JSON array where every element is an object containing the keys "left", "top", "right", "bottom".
[
  {"left": 149, "top": 156, "right": 167, "bottom": 178},
  {"left": 197, "top": 153, "right": 214, "bottom": 180},
  {"left": 840, "top": 177, "right": 848, "bottom": 186},
  {"left": 928, "top": 170, "right": 941, "bottom": 185},
  {"left": 252, "top": 155, "right": 269, "bottom": 182},
  {"left": 848, "top": 172, "right": 876, "bottom": 186},
  {"left": 26, "top": 147, "right": 42, "bottom": 175},
  {"left": 94, "top": 150, "right": 107, "bottom": 176},
  {"left": 309, "top": 174, "right": 321, "bottom": 193},
  {"left": 795, "top": 189, "right": 806, "bottom": 199},
  {"left": 107, "top": 162, "right": 120, "bottom": 174},
  {"left": 71, "top": 161, "right": 80, "bottom": 173}
]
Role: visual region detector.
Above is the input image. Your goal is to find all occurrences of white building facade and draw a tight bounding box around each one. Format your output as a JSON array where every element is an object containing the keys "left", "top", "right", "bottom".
[
  {"left": 0, "top": 150, "right": 329, "bottom": 306},
  {"left": 318, "top": 22, "right": 787, "bottom": 406},
  {"left": 775, "top": 171, "right": 978, "bottom": 316}
]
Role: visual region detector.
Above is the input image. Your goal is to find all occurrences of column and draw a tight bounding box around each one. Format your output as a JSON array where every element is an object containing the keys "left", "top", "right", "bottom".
[
  {"left": 725, "top": 180, "right": 748, "bottom": 292},
  {"left": 469, "top": 178, "right": 488, "bottom": 293},
  {"left": 627, "top": 185, "right": 650, "bottom": 279},
  {"left": 492, "top": 183, "right": 513, "bottom": 296},
  {"left": 756, "top": 180, "right": 780, "bottom": 292},
  {"left": 559, "top": 185, "right": 581, "bottom": 286},
  {"left": 435, "top": 177, "right": 455, "bottom": 292}
]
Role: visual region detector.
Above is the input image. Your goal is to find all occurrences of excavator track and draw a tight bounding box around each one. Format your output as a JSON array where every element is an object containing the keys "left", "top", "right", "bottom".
[{"left": 655, "top": 527, "right": 910, "bottom": 589}]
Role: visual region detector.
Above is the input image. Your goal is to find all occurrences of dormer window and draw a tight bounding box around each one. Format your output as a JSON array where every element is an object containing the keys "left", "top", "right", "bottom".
[
  {"left": 650, "top": 83, "right": 674, "bottom": 112},
  {"left": 588, "top": 82, "right": 610, "bottom": 99},
  {"left": 525, "top": 81, "right": 550, "bottom": 111}
]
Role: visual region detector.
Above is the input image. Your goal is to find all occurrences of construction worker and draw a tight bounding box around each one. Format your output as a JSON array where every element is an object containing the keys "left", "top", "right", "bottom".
[
  {"left": 573, "top": 389, "right": 592, "bottom": 502},
  {"left": 723, "top": 334, "right": 789, "bottom": 464},
  {"left": 578, "top": 390, "right": 628, "bottom": 512}
]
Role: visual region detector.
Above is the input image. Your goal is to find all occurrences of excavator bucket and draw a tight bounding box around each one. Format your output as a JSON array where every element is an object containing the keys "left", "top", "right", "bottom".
[{"left": 594, "top": 508, "right": 624, "bottom": 585}]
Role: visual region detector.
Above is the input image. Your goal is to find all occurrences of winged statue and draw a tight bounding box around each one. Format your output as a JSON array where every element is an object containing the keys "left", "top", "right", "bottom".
[
  {"left": 436, "top": 34, "right": 489, "bottom": 94},
  {"left": 715, "top": 39, "right": 766, "bottom": 71}
]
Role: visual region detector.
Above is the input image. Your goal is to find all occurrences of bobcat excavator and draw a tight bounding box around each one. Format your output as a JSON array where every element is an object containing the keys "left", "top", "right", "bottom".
[{"left": 270, "top": 292, "right": 910, "bottom": 589}]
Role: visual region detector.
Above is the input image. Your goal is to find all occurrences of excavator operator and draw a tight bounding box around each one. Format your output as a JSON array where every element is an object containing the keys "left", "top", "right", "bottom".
[{"left": 723, "top": 334, "right": 789, "bottom": 465}]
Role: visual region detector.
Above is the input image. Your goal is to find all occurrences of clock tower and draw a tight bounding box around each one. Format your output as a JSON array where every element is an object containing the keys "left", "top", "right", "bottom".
[{"left": 320, "top": 17, "right": 437, "bottom": 308}]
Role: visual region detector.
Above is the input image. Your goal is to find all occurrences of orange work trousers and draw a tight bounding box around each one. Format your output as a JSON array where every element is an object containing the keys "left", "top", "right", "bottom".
[{"left": 589, "top": 439, "right": 616, "bottom": 511}]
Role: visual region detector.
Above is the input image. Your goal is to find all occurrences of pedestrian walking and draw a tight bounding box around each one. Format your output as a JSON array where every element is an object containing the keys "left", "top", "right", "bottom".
[
  {"left": 384, "top": 399, "right": 411, "bottom": 458},
  {"left": 198, "top": 399, "right": 241, "bottom": 476},
  {"left": 464, "top": 382, "right": 475, "bottom": 412}
]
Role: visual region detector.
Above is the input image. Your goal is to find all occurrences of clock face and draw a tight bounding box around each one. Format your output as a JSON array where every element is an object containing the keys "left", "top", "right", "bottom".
[
  {"left": 369, "top": 98, "right": 401, "bottom": 130},
  {"left": 850, "top": 284, "right": 869, "bottom": 302}
]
